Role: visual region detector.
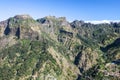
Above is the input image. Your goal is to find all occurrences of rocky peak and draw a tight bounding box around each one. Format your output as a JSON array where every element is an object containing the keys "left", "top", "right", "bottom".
[
  {"left": 37, "top": 18, "right": 49, "bottom": 24},
  {"left": 45, "top": 16, "right": 56, "bottom": 19},
  {"left": 37, "top": 16, "right": 67, "bottom": 23},
  {"left": 14, "top": 14, "right": 32, "bottom": 20},
  {"left": 70, "top": 20, "right": 84, "bottom": 28}
]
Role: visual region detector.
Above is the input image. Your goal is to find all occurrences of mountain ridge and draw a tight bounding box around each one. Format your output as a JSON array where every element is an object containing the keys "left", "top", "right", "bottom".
[
  {"left": 0, "top": 14, "right": 120, "bottom": 80},
  {"left": 1, "top": 14, "right": 120, "bottom": 24}
]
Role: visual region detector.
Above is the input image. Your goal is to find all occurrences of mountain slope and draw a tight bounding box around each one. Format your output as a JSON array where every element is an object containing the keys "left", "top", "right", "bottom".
[{"left": 0, "top": 15, "right": 120, "bottom": 80}]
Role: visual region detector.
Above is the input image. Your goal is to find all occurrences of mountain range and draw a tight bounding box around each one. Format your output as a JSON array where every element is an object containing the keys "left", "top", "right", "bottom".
[
  {"left": 0, "top": 14, "right": 120, "bottom": 80},
  {"left": 85, "top": 20, "right": 120, "bottom": 24}
]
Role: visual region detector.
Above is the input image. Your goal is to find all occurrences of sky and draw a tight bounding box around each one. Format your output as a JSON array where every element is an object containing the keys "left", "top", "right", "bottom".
[{"left": 0, "top": 0, "right": 120, "bottom": 22}]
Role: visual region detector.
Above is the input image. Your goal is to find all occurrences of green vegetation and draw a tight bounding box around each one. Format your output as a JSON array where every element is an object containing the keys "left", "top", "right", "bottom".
[{"left": 0, "top": 15, "right": 120, "bottom": 80}]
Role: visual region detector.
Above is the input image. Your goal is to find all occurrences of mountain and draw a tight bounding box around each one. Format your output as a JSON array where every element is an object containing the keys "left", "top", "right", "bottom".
[
  {"left": 85, "top": 20, "right": 120, "bottom": 24},
  {"left": 0, "top": 14, "right": 120, "bottom": 80}
]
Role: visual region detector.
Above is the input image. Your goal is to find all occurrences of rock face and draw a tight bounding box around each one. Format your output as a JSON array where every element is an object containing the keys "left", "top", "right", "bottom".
[
  {"left": 14, "top": 14, "right": 32, "bottom": 19},
  {"left": 74, "top": 47, "right": 98, "bottom": 73},
  {"left": 0, "top": 14, "right": 120, "bottom": 80},
  {"left": 1, "top": 15, "right": 41, "bottom": 39}
]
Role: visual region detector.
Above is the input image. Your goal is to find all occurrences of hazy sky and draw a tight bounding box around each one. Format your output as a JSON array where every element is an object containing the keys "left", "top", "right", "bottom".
[{"left": 0, "top": 0, "right": 120, "bottom": 21}]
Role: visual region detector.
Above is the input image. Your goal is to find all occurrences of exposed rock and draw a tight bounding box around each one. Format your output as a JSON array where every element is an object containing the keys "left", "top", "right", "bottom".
[
  {"left": 70, "top": 20, "right": 84, "bottom": 28},
  {"left": 14, "top": 14, "right": 32, "bottom": 19},
  {"left": 0, "top": 15, "right": 120, "bottom": 80},
  {"left": 74, "top": 47, "right": 98, "bottom": 72}
]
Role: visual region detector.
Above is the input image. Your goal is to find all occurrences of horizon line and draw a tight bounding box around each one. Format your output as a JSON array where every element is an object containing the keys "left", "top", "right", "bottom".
[{"left": 0, "top": 14, "right": 120, "bottom": 24}]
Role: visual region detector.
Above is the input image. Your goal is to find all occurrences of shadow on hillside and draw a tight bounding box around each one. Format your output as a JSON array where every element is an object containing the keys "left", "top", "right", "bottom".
[{"left": 100, "top": 38, "right": 120, "bottom": 52}]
